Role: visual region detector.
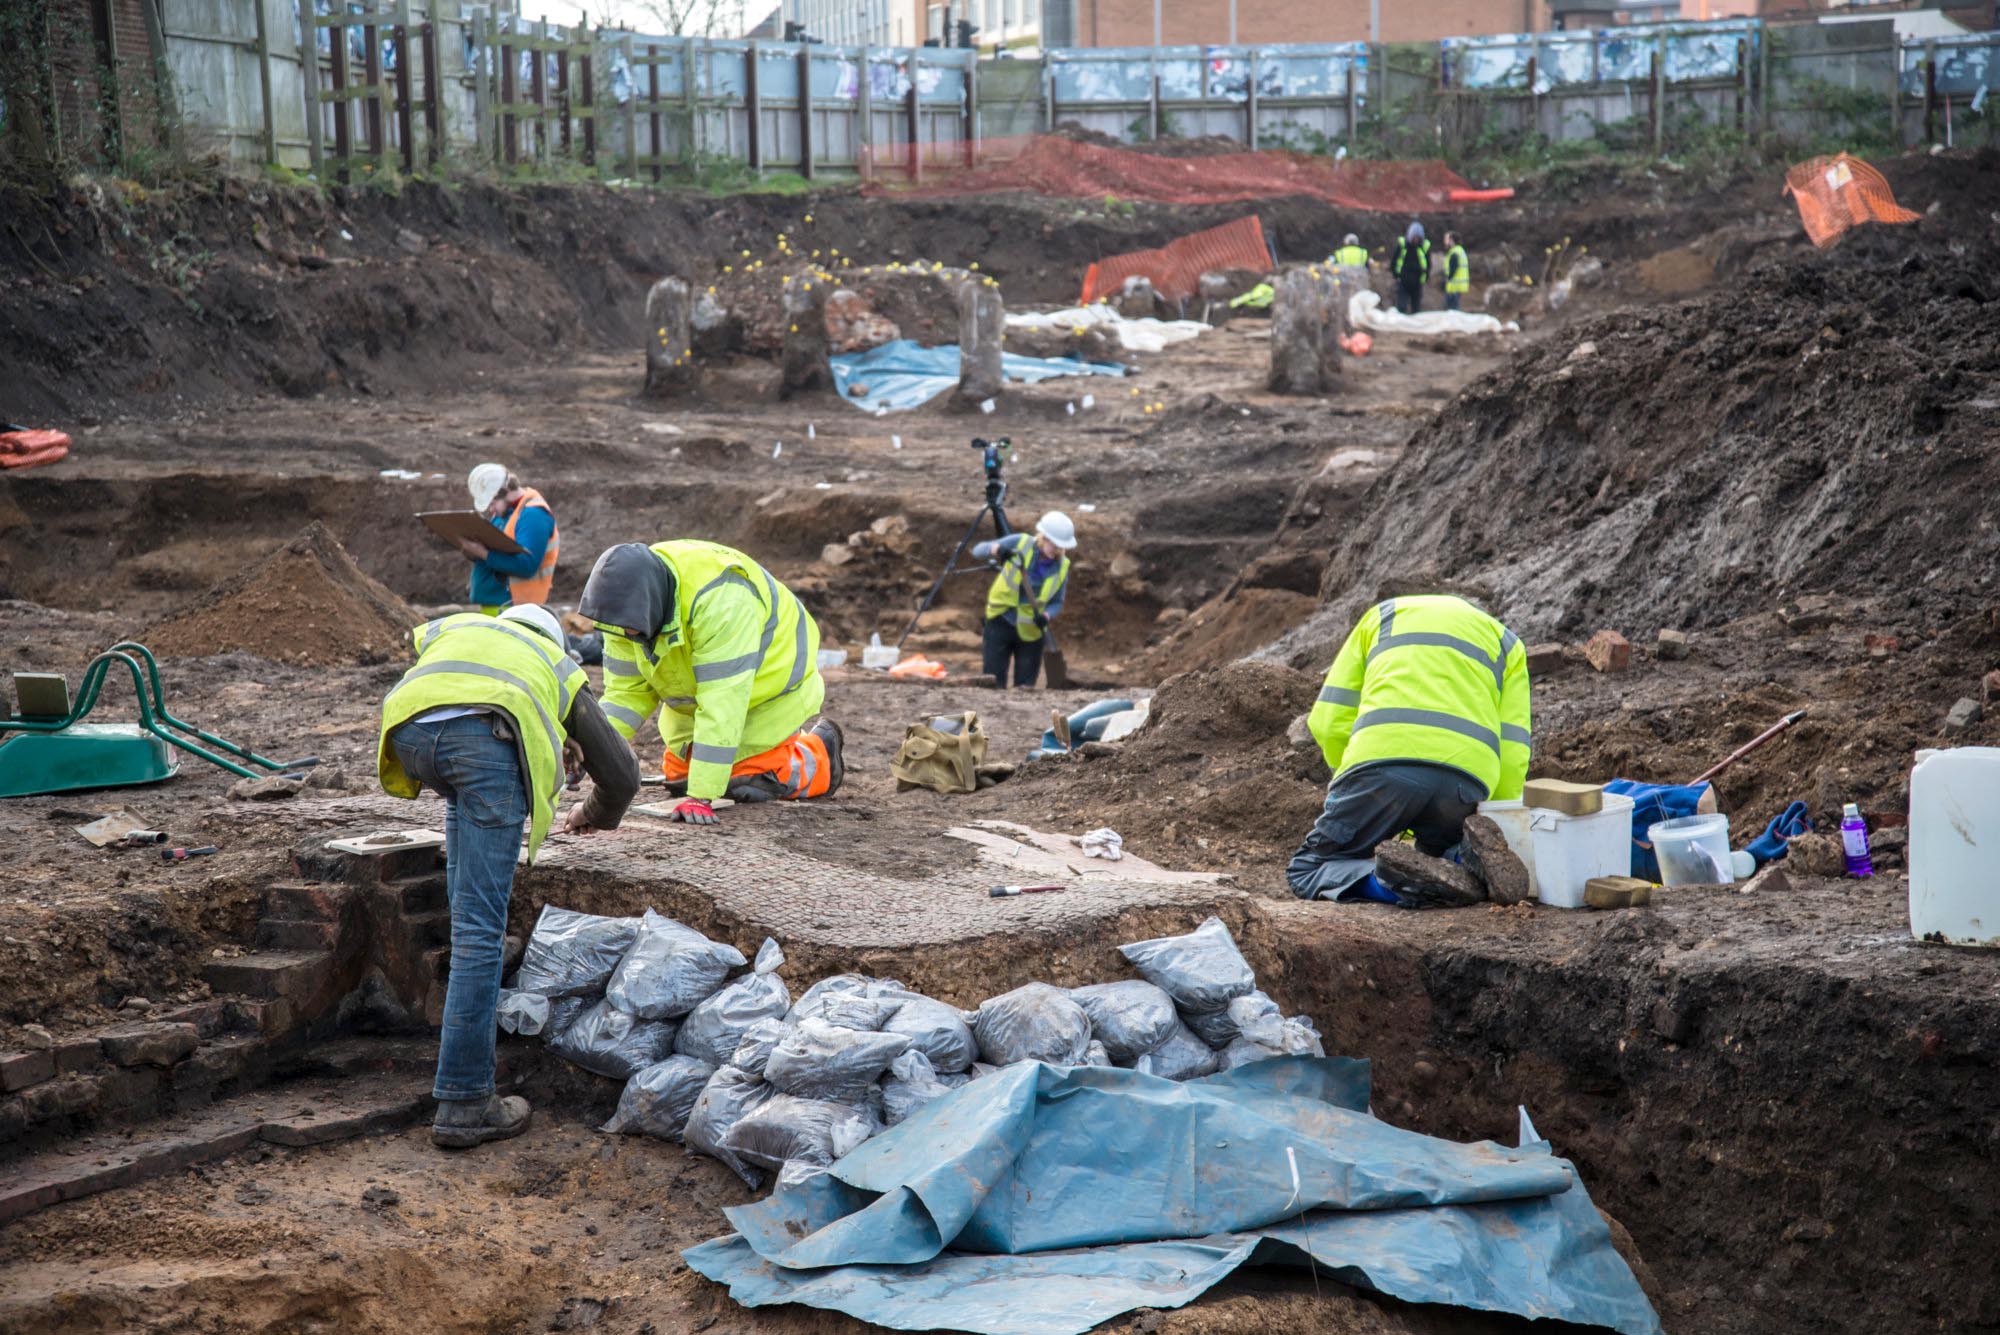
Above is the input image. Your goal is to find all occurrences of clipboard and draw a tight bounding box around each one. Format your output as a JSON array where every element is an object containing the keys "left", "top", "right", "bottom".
[{"left": 418, "top": 510, "right": 526, "bottom": 555}]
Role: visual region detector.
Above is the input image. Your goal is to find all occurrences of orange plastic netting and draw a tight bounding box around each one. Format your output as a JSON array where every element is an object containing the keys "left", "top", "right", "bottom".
[
  {"left": 1080, "top": 215, "right": 1272, "bottom": 305},
  {"left": 1784, "top": 154, "right": 1920, "bottom": 248},
  {"left": 861, "top": 135, "right": 1507, "bottom": 212}
]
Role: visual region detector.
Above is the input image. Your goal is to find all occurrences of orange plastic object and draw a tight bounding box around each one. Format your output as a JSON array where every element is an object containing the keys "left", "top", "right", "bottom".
[
  {"left": 1783, "top": 154, "right": 1920, "bottom": 248},
  {"left": 888, "top": 655, "right": 949, "bottom": 679},
  {"left": 0, "top": 429, "right": 71, "bottom": 470},
  {"left": 1081, "top": 215, "right": 1274, "bottom": 305}
]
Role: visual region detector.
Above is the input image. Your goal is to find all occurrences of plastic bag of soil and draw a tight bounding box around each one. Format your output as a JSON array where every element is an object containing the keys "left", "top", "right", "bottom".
[
  {"left": 1220, "top": 1015, "right": 1326, "bottom": 1070},
  {"left": 496, "top": 989, "right": 552, "bottom": 1036},
  {"left": 880, "top": 1050, "right": 953, "bottom": 1127},
  {"left": 1068, "top": 980, "right": 1179, "bottom": 1064},
  {"left": 683, "top": 1064, "right": 780, "bottom": 1189},
  {"left": 512, "top": 906, "right": 641, "bottom": 998},
  {"left": 722, "top": 1093, "right": 881, "bottom": 1172},
  {"left": 1083, "top": 1040, "right": 1113, "bottom": 1067},
  {"left": 545, "top": 998, "right": 680, "bottom": 1080},
  {"left": 971, "top": 983, "right": 1092, "bottom": 1066},
  {"left": 676, "top": 938, "right": 790, "bottom": 1066},
  {"left": 880, "top": 991, "right": 977, "bottom": 1074},
  {"left": 600, "top": 1054, "right": 717, "bottom": 1140},
  {"left": 1116, "top": 916, "right": 1256, "bottom": 1014},
  {"left": 541, "top": 994, "right": 595, "bottom": 1042},
  {"left": 789, "top": 975, "right": 906, "bottom": 1031},
  {"left": 765, "top": 1018, "right": 912, "bottom": 1103},
  {"left": 1133, "top": 1019, "right": 1222, "bottom": 1082},
  {"left": 605, "top": 910, "right": 747, "bottom": 1021},
  {"left": 1184, "top": 990, "right": 1283, "bottom": 1049},
  {"left": 730, "top": 1017, "right": 793, "bottom": 1078},
  {"left": 777, "top": 1159, "right": 830, "bottom": 1191}
]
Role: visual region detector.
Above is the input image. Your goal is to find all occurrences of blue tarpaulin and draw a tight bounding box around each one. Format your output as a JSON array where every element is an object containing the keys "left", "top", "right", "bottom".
[
  {"left": 684, "top": 1058, "right": 1663, "bottom": 1335},
  {"left": 829, "top": 339, "right": 1128, "bottom": 414}
]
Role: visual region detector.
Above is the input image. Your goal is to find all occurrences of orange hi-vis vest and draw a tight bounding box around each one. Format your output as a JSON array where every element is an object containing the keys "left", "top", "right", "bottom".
[{"left": 504, "top": 489, "right": 559, "bottom": 605}]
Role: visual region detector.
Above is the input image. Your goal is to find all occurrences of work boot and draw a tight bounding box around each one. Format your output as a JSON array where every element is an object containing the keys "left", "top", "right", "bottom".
[
  {"left": 430, "top": 1094, "right": 531, "bottom": 1149},
  {"left": 1051, "top": 709, "right": 1073, "bottom": 751},
  {"left": 810, "top": 716, "right": 845, "bottom": 795}
]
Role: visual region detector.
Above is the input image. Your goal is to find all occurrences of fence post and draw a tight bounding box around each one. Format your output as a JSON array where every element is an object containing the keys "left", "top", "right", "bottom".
[
  {"left": 1526, "top": 51, "right": 1538, "bottom": 142},
  {"left": 581, "top": 26, "right": 596, "bottom": 170},
  {"left": 683, "top": 37, "right": 700, "bottom": 166},
  {"left": 1245, "top": 49, "right": 1258, "bottom": 149},
  {"left": 362, "top": 15, "right": 384, "bottom": 169},
  {"left": 299, "top": 0, "right": 323, "bottom": 171},
  {"left": 1758, "top": 24, "right": 1771, "bottom": 144},
  {"left": 1923, "top": 42, "right": 1936, "bottom": 144},
  {"left": 649, "top": 42, "right": 664, "bottom": 177},
  {"left": 422, "top": 13, "right": 442, "bottom": 165},
  {"left": 252, "top": 0, "right": 277, "bottom": 164},
  {"left": 906, "top": 77, "right": 921, "bottom": 183},
  {"left": 1148, "top": 51, "right": 1160, "bottom": 141},
  {"left": 1345, "top": 60, "right": 1356, "bottom": 154},
  {"left": 330, "top": 12, "right": 352, "bottom": 179},
  {"left": 858, "top": 44, "right": 873, "bottom": 179},
  {"left": 746, "top": 40, "right": 762, "bottom": 172},
  {"left": 1043, "top": 53, "right": 1055, "bottom": 131},
  {"left": 395, "top": 0, "right": 415, "bottom": 171},
  {"left": 964, "top": 49, "right": 976, "bottom": 167},
  {"left": 1650, "top": 37, "right": 1663, "bottom": 155},
  {"left": 798, "top": 45, "right": 814, "bottom": 178}
]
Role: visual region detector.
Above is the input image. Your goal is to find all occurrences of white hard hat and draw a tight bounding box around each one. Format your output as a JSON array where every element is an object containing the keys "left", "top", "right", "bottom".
[
  {"left": 499, "top": 603, "right": 565, "bottom": 647},
  {"left": 1344, "top": 233, "right": 1360, "bottom": 246},
  {"left": 1034, "top": 511, "right": 1077, "bottom": 551},
  {"left": 467, "top": 462, "right": 508, "bottom": 512}
]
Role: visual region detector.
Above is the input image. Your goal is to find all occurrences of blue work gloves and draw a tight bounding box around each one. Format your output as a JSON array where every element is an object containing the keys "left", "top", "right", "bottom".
[
  {"left": 1336, "top": 873, "right": 1401, "bottom": 905},
  {"left": 1744, "top": 801, "right": 1811, "bottom": 867}
]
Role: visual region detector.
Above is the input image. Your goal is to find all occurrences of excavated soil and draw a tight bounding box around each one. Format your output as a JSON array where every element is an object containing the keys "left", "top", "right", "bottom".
[{"left": 146, "top": 522, "right": 418, "bottom": 667}]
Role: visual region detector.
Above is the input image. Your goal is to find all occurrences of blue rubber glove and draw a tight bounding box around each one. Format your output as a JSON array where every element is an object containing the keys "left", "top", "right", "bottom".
[
  {"left": 1745, "top": 801, "right": 1811, "bottom": 866},
  {"left": 1335, "top": 873, "right": 1401, "bottom": 905}
]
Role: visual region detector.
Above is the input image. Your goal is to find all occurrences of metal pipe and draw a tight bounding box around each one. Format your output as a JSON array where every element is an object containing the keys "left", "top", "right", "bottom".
[{"left": 1689, "top": 709, "right": 1808, "bottom": 787}]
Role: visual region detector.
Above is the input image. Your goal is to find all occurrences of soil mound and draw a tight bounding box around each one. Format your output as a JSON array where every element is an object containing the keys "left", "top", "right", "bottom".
[
  {"left": 147, "top": 522, "right": 417, "bottom": 666},
  {"left": 1296, "top": 209, "right": 2000, "bottom": 654}
]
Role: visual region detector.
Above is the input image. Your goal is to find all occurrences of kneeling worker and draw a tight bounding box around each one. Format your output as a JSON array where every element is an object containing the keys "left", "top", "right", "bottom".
[
  {"left": 460, "top": 463, "right": 560, "bottom": 613},
  {"left": 974, "top": 512, "right": 1075, "bottom": 689},
  {"left": 1287, "top": 594, "right": 1530, "bottom": 903},
  {"left": 379, "top": 604, "right": 639, "bottom": 1148},
  {"left": 579, "top": 541, "right": 843, "bottom": 825},
  {"left": 1331, "top": 234, "right": 1370, "bottom": 270}
]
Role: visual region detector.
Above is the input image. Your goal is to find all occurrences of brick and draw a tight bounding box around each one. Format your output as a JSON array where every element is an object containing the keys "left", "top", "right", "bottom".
[
  {"left": 1523, "top": 778, "right": 1604, "bottom": 816},
  {"left": 1655, "top": 628, "right": 1690, "bottom": 661},
  {"left": 1584, "top": 876, "right": 1653, "bottom": 910},
  {"left": 1984, "top": 669, "right": 2000, "bottom": 706},
  {"left": 1863, "top": 633, "right": 1900, "bottom": 658},
  {"left": 260, "top": 1091, "right": 429, "bottom": 1147},
  {"left": 226, "top": 997, "right": 298, "bottom": 1037},
  {"left": 1650, "top": 997, "right": 1693, "bottom": 1044},
  {"left": 54, "top": 1037, "right": 102, "bottom": 1075},
  {"left": 0, "top": 1050, "right": 56, "bottom": 1093},
  {"left": 203, "top": 951, "right": 335, "bottom": 1005},
  {"left": 267, "top": 881, "right": 360, "bottom": 921},
  {"left": 98, "top": 1022, "right": 201, "bottom": 1069},
  {"left": 291, "top": 841, "right": 442, "bottom": 889},
  {"left": 172, "top": 1036, "right": 269, "bottom": 1104},
  {"left": 257, "top": 919, "right": 341, "bottom": 952},
  {"left": 100, "top": 1065, "right": 165, "bottom": 1115},
  {"left": 1524, "top": 642, "right": 1565, "bottom": 675},
  {"left": 151, "top": 1000, "right": 229, "bottom": 1038},
  {"left": 1584, "top": 629, "right": 1631, "bottom": 673},
  {"left": 400, "top": 875, "right": 448, "bottom": 914}
]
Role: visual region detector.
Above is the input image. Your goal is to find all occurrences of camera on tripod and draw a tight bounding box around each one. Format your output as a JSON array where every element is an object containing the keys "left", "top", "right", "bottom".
[{"left": 970, "top": 437, "right": 1012, "bottom": 481}]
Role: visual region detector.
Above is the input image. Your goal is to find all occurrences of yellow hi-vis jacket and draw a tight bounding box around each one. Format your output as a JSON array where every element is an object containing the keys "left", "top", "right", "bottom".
[
  {"left": 598, "top": 541, "right": 824, "bottom": 801},
  {"left": 983, "top": 532, "right": 1070, "bottom": 643},
  {"left": 1332, "top": 244, "right": 1370, "bottom": 267},
  {"left": 378, "top": 612, "right": 587, "bottom": 861},
  {"left": 1307, "top": 595, "right": 1530, "bottom": 800},
  {"left": 1444, "top": 244, "right": 1470, "bottom": 295}
]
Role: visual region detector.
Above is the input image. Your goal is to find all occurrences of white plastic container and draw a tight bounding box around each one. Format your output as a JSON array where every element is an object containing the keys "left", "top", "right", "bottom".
[
  {"left": 1909, "top": 746, "right": 2000, "bottom": 947},
  {"left": 861, "top": 633, "right": 898, "bottom": 671},
  {"left": 815, "top": 648, "right": 849, "bottom": 670},
  {"left": 1475, "top": 799, "right": 1541, "bottom": 898},
  {"left": 1526, "top": 792, "right": 1635, "bottom": 909},
  {"left": 1648, "top": 814, "right": 1736, "bottom": 887}
]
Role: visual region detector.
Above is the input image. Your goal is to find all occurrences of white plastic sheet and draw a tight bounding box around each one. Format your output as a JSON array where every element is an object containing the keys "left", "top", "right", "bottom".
[
  {"left": 1348, "top": 289, "right": 1516, "bottom": 337},
  {"left": 1005, "top": 305, "right": 1210, "bottom": 354}
]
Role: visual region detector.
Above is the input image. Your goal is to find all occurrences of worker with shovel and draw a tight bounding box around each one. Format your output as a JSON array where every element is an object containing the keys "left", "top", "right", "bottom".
[
  {"left": 974, "top": 512, "right": 1075, "bottom": 689},
  {"left": 578, "top": 541, "right": 844, "bottom": 825},
  {"left": 458, "top": 463, "right": 560, "bottom": 613},
  {"left": 1286, "top": 595, "right": 1531, "bottom": 904},
  {"left": 377, "top": 604, "right": 639, "bottom": 1148}
]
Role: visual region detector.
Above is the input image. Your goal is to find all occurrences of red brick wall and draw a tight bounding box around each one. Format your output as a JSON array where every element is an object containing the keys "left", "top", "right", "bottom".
[
  {"left": 1071, "top": 0, "right": 1544, "bottom": 47},
  {"left": 45, "top": 0, "right": 166, "bottom": 164}
]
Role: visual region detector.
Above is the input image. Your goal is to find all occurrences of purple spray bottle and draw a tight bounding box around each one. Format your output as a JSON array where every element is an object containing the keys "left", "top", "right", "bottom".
[{"left": 1839, "top": 803, "right": 1873, "bottom": 878}]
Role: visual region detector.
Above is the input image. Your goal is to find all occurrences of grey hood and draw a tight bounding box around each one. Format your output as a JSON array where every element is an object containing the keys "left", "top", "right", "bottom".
[{"left": 579, "top": 543, "right": 675, "bottom": 640}]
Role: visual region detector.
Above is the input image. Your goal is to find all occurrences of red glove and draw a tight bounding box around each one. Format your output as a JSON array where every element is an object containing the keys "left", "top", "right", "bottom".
[{"left": 669, "top": 798, "right": 718, "bottom": 826}]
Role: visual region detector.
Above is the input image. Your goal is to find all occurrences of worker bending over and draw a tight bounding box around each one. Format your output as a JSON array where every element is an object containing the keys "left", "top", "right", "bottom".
[
  {"left": 1330, "top": 234, "right": 1370, "bottom": 270},
  {"left": 1287, "top": 595, "right": 1530, "bottom": 904},
  {"left": 459, "top": 464, "right": 559, "bottom": 612},
  {"left": 579, "top": 541, "right": 842, "bottom": 825},
  {"left": 1441, "top": 232, "right": 1470, "bottom": 311},
  {"left": 1391, "top": 222, "right": 1431, "bottom": 315},
  {"left": 378, "top": 604, "right": 639, "bottom": 1148},
  {"left": 974, "top": 511, "right": 1075, "bottom": 689}
]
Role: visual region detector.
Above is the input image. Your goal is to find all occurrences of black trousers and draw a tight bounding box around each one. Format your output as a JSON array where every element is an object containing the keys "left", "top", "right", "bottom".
[
  {"left": 1395, "top": 279, "right": 1426, "bottom": 315},
  {"left": 1286, "top": 761, "right": 1485, "bottom": 901},
  {"left": 982, "top": 615, "right": 1044, "bottom": 689}
]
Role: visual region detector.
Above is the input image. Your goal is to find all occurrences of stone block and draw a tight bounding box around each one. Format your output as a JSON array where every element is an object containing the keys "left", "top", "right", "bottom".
[
  {"left": 1584, "top": 876, "right": 1653, "bottom": 910},
  {"left": 0, "top": 1050, "right": 55, "bottom": 1093},
  {"left": 203, "top": 952, "right": 334, "bottom": 1006},
  {"left": 951, "top": 277, "right": 1004, "bottom": 408},
  {"left": 779, "top": 271, "right": 833, "bottom": 397},
  {"left": 1374, "top": 840, "right": 1485, "bottom": 908},
  {"left": 643, "top": 276, "right": 697, "bottom": 396},
  {"left": 1655, "top": 628, "right": 1689, "bottom": 661},
  {"left": 1523, "top": 778, "right": 1604, "bottom": 816},
  {"left": 1650, "top": 997, "right": 1692, "bottom": 1044},
  {"left": 1944, "top": 697, "right": 1983, "bottom": 735},
  {"left": 1584, "top": 630, "right": 1631, "bottom": 673},
  {"left": 1525, "top": 642, "right": 1566, "bottom": 675},
  {"left": 230, "top": 775, "right": 304, "bottom": 801},
  {"left": 227, "top": 997, "right": 298, "bottom": 1037},
  {"left": 98, "top": 1022, "right": 200, "bottom": 1069},
  {"left": 1267, "top": 267, "right": 1344, "bottom": 395},
  {"left": 152, "top": 1000, "right": 229, "bottom": 1038},
  {"left": 100, "top": 1065, "right": 165, "bottom": 1116},
  {"left": 1461, "top": 814, "right": 1532, "bottom": 906},
  {"left": 1984, "top": 669, "right": 2000, "bottom": 706},
  {"left": 54, "top": 1037, "right": 101, "bottom": 1075}
]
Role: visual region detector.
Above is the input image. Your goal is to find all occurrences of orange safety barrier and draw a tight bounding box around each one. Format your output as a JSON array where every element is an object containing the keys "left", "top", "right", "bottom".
[
  {"left": 0, "top": 429, "right": 71, "bottom": 471},
  {"left": 859, "top": 134, "right": 1507, "bottom": 215},
  {"left": 1783, "top": 153, "right": 1920, "bottom": 249},
  {"left": 1080, "top": 215, "right": 1273, "bottom": 306}
]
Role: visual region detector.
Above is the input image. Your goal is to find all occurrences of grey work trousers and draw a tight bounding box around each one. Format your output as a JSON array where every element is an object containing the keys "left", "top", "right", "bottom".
[{"left": 1286, "top": 761, "right": 1486, "bottom": 902}]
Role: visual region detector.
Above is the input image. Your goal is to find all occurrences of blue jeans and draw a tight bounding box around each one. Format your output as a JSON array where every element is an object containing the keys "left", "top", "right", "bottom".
[
  {"left": 1039, "top": 698, "right": 1137, "bottom": 752},
  {"left": 389, "top": 714, "right": 528, "bottom": 1102}
]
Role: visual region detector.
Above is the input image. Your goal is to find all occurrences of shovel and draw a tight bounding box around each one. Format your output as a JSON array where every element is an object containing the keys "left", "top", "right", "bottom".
[{"left": 1020, "top": 587, "right": 1072, "bottom": 689}]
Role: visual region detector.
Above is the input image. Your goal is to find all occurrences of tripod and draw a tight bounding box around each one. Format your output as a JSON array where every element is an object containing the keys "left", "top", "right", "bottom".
[{"left": 897, "top": 439, "right": 1013, "bottom": 652}]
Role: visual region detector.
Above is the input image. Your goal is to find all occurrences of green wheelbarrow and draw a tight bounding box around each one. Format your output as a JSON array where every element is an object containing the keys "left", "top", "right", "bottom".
[{"left": 0, "top": 642, "right": 319, "bottom": 798}]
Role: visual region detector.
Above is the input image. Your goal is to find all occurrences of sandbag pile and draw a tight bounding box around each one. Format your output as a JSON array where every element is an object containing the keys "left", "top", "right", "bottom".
[{"left": 507, "top": 908, "right": 1317, "bottom": 1190}]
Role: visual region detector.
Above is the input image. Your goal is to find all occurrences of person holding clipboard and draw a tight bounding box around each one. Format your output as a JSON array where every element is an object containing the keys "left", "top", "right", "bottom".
[{"left": 459, "top": 463, "right": 559, "bottom": 613}]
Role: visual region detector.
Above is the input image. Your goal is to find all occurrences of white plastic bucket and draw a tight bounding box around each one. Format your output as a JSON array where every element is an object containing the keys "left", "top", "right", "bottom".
[
  {"left": 1528, "top": 793, "right": 1635, "bottom": 909},
  {"left": 1649, "top": 814, "right": 1735, "bottom": 887},
  {"left": 1910, "top": 746, "right": 2000, "bottom": 947},
  {"left": 1476, "top": 799, "right": 1540, "bottom": 899}
]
